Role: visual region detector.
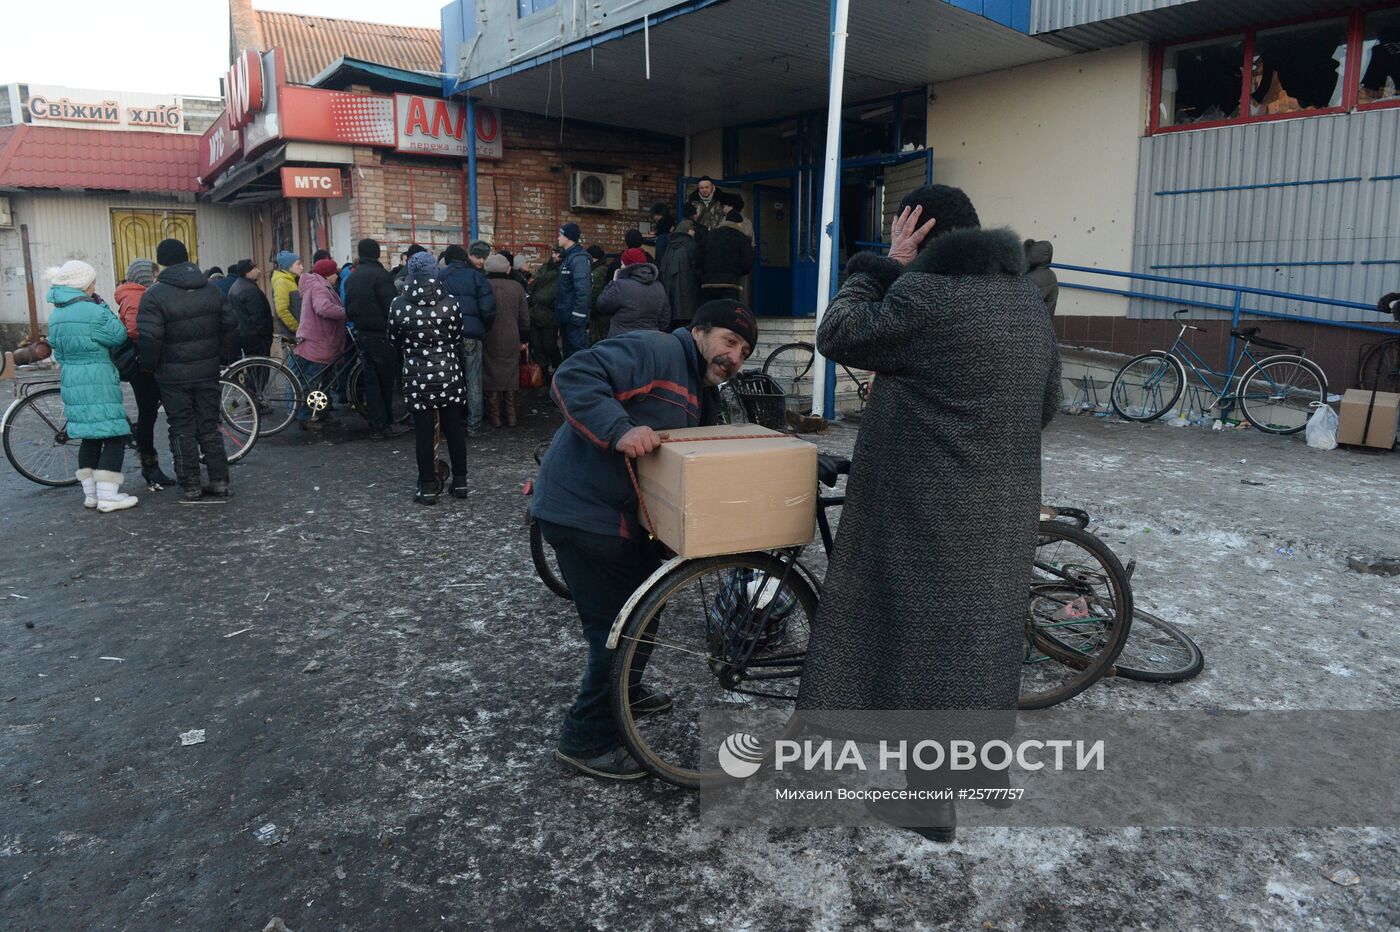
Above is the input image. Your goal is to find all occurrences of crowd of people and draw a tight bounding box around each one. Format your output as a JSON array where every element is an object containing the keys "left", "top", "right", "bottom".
[{"left": 38, "top": 177, "right": 763, "bottom": 510}]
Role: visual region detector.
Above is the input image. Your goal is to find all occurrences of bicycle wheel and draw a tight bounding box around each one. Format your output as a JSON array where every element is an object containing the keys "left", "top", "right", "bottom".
[
  {"left": 1110, "top": 351, "right": 1185, "bottom": 422},
  {"left": 609, "top": 551, "right": 817, "bottom": 788},
  {"left": 529, "top": 517, "right": 571, "bottom": 600},
  {"left": 346, "top": 361, "right": 370, "bottom": 422},
  {"left": 218, "top": 379, "right": 260, "bottom": 463},
  {"left": 1237, "top": 355, "right": 1326, "bottom": 436},
  {"left": 1112, "top": 607, "right": 1204, "bottom": 683},
  {"left": 763, "top": 342, "right": 816, "bottom": 412},
  {"left": 224, "top": 357, "right": 298, "bottom": 436},
  {"left": 1020, "top": 523, "right": 1134, "bottom": 710},
  {"left": 2, "top": 387, "right": 80, "bottom": 486},
  {"left": 1357, "top": 338, "right": 1400, "bottom": 394}
]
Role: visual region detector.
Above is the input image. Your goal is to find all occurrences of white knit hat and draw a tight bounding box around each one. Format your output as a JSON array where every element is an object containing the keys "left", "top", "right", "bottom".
[{"left": 48, "top": 259, "right": 97, "bottom": 291}]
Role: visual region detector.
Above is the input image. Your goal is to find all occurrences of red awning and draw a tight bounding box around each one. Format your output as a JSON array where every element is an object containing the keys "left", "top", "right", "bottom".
[{"left": 0, "top": 125, "right": 202, "bottom": 194}]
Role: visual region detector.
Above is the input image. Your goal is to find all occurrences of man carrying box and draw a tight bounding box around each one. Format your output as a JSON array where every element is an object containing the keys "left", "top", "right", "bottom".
[{"left": 532, "top": 299, "right": 758, "bottom": 780}]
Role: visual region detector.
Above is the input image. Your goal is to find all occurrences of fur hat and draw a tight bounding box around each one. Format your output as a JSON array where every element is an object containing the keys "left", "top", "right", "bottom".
[
  {"left": 899, "top": 184, "right": 980, "bottom": 238},
  {"left": 49, "top": 259, "right": 97, "bottom": 291},
  {"left": 156, "top": 238, "right": 189, "bottom": 266},
  {"left": 469, "top": 239, "right": 492, "bottom": 259},
  {"left": 125, "top": 259, "right": 155, "bottom": 287}
]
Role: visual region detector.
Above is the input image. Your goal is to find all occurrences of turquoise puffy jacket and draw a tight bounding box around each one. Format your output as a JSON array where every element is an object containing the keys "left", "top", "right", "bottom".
[{"left": 47, "top": 285, "right": 131, "bottom": 440}]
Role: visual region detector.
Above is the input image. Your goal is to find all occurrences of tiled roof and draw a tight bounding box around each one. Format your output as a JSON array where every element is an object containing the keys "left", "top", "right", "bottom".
[
  {"left": 255, "top": 9, "right": 441, "bottom": 85},
  {"left": 0, "top": 125, "right": 201, "bottom": 193}
]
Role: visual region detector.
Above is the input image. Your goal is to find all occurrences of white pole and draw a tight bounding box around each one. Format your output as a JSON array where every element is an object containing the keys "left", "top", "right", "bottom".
[{"left": 811, "top": 0, "right": 850, "bottom": 418}]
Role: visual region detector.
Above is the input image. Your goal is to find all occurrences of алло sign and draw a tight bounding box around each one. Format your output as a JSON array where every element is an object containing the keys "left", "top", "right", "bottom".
[{"left": 394, "top": 94, "right": 502, "bottom": 160}]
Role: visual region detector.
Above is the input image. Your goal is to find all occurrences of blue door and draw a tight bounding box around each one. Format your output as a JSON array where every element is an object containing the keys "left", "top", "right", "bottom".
[{"left": 752, "top": 183, "right": 794, "bottom": 316}]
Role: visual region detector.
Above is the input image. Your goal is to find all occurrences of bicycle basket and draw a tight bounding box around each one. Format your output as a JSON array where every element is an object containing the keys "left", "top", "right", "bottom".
[
  {"left": 728, "top": 371, "right": 788, "bottom": 432},
  {"left": 707, "top": 567, "right": 796, "bottom": 652}
]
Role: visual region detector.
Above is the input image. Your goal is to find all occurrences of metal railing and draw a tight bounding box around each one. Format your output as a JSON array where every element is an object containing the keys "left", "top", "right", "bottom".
[{"left": 1051, "top": 263, "right": 1398, "bottom": 373}]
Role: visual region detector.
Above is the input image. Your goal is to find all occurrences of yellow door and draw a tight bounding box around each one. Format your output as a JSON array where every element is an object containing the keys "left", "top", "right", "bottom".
[{"left": 110, "top": 208, "right": 198, "bottom": 277}]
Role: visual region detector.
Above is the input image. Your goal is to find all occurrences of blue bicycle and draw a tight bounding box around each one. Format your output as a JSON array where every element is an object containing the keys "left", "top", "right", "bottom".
[{"left": 1110, "top": 309, "right": 1328, "bottom": 436}]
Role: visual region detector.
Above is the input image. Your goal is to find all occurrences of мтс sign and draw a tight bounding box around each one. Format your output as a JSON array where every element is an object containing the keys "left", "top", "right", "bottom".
[{"left": 280, "top": 167, "right": 343, "bottom": 198}]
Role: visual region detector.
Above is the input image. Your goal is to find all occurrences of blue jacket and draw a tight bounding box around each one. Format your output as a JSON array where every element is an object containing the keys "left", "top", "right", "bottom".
[
  {"left": 438, "top": 260, "right": 496, "bottom": 340},
  {"left": 531, "top": 328, "right": 718, "bottom": 539},
  {"left": 46, "top": 286, "right": 131, "bottom": 440},
  {"left": 554, "top": 244, "right": 593, "bottom": 327}
]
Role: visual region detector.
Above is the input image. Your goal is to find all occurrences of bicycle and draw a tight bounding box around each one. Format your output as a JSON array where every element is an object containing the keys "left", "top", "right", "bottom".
[
  {"left": 1110, "top": 308, "right": 1328, "bottom": 435},
  {"left": 2, "top": 376, "right": 259, "bottom": 487},
  {"left": 524, "top": 440, "right": 570, "bottom": 600},
  {"left": 601, "top": 453, "right": 1136, "bottom": 787},
  {"left": 222, "top": 334, "right": 370, "bottom": 436},
  {"left": 762, "top": 342, "right": 870, "bottom": 415},
  {"left": 1355, "top": 293, "right": 1400, "bottom": 394}
]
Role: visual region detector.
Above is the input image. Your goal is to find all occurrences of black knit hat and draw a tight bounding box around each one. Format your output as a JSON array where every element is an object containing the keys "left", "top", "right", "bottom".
[
  {"left": 899, "top": 184, "right": 980, "bottom": 238},
  {"left": 358, "top": 238, "right": 380, "bottom": 260},
  {"left": 156, "top": 238, "right": 188, "bottom": 266},
  {"left": 586, "top": 244, "right": 606, "bottom": 261},
  {"left": 441, "top": 244, "right": 469, "bottom": 263},
  {"left": 624, "top": 228, "right": 644, "bottom": 249},
  {"left": 692, "top": 298, "right": 758, "bottom": 349}
]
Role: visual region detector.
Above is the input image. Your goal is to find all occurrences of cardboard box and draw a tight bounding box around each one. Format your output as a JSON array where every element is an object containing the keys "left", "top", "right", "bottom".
[
  {"left": 636, "top": 424, "right": 818, "bottom": 558},
  {"left": 1337, "top": 389, "right": 1400, "bottom": 450}
]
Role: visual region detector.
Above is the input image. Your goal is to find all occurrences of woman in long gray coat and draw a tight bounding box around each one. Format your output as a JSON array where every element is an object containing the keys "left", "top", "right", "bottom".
[
  {"left": 795, "top": 185, "right": 1061, "bottom": 842},
  {"left": 482, "top": 253, "right": 530, "bottom": 427}
]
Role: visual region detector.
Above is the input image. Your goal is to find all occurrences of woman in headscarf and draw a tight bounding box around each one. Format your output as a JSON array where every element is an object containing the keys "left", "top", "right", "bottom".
[{"left": 388, "top": 251, "right": 468, "bottom": 504}]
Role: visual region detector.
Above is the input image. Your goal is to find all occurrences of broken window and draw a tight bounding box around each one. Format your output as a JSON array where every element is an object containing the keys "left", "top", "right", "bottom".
[
  {"left": 1250, "top": 19, "right": 1349, "bottom": 116},
  {"left": 1159, "top": 37, "right": 1245, "bottom": 127},
  {"left": 1360, "top": 8, "right": 1400, "bottom": 105}
]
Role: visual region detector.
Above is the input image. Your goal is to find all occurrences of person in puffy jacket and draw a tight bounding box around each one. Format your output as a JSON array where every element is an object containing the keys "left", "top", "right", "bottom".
[
  {"left": 137, "top": 238, "right": 240, "bottom": 502},
  {"left": 343, "top": 238, "right": 400, "bottom": 436},
  {"left": 46, "top": 260, "right": 140, "bottom": 512},
  {"left": 438, "top": 242, "right": 497, "bottom": 436},
  {"left": 389, "top": 251, "right": 468, "bottom": 504},
  {"left": 228, "top": 259, "right": 274, "bottom": 357},
  {"left": 528, "top": 246, "right": 564, "bottom": 379},
  {"left": 599, "top": 248, "right": 670, "bottom": 339},
  {"left": 1024, "top": 239, "right": 1059, "bottom": 317},
  {"left": 112, "top": 258, "right": 176, "bottom": 489},
  {"left": 291, "top": 257, "right": 348, "bottom": 431},
  {"left": 269, "top": 250, "right": 302, "bottom": 341},
  {"left": 483, "top": 253, "right": 530, "bottom": 428}
]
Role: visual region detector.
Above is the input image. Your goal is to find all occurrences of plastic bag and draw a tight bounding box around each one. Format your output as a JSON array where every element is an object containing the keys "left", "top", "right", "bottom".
[{"left": 1305, "top": 403, "right": 1338, "bottom": 451}]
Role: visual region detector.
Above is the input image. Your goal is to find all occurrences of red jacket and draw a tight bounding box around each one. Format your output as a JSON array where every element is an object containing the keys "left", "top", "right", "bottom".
[{"left": 113, "top": 282, "right": 146, "bottom": 341}]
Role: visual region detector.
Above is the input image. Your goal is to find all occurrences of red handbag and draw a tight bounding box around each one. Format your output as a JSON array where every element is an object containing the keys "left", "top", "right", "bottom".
[{"left": 519, "top": 348, "right": 544, "bottom": 389}]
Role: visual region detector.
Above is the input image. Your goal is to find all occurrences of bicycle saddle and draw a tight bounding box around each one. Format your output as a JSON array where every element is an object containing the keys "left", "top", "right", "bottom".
[
  {"left": 1229, "top": 327, "right": 1300, "bottom": 353},
  {"left": 816, "top": 454, "right": 851, "bottom": 487}
]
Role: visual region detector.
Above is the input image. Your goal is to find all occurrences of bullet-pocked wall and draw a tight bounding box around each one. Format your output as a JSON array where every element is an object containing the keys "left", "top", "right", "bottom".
[{"left": 346, "top": 108, "right": 685, "bottom": 270}]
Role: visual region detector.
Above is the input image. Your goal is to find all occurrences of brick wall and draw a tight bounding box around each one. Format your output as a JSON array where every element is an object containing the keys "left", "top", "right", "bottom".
[{"left": 344, "top": 105, "right": 684, "bottom": 269}]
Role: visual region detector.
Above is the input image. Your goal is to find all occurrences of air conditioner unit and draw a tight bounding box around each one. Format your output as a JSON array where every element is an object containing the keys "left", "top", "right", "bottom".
[
  {"left": 0, "top": 196, "right": 12, "bottom": 229},
  {"left": 570, "top": 171, "right": 623, "bottom": 211}
]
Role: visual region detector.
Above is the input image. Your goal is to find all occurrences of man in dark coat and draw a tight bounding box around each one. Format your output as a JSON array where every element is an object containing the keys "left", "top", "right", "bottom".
[
  {"left": 657, "top": 220, "right": 702, "bottom": 329},
  {"left": 598, "top": 248, "right": 670, "bottom": 338},
  {"left": 344, "top": 238, "right": 401, "bottom": 437},
  {"left": 646, "top": 202, "right": 674, "bottom": 264},
  {"left": 439, "top": 242, "right": 497, "bottom": 436},
  {"left": 795, "top": 185, "right": 1061, "bottom": 842},
  {"left": 554, "top": 223, "right": 593, "bottom": 359},
  {"left": 699, "top": 209, "right": 755, "bottom": 300},
  {"left": 533, "top": 299, "right": 758, "bottom": 781},
  {"left": 528, "top": 245, "right": 564, "bottom": 378},
  {"left": 137, "top": 238, "right": 241, "bottom": 502},
  {"left": 1024, "top": 239, "right": 1059, "bottom": 317},
  {"left": 227, "top": 259, "right": 273, "bottom": 358}
]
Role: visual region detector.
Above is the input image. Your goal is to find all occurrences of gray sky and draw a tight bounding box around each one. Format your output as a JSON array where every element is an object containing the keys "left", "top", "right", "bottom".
[{"left": 0, "top": 0, "right": 448, "bottom": 98}]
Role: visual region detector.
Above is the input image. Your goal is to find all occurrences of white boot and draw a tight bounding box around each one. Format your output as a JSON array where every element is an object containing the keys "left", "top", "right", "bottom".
[
  {"left": 93, "top": 470, "right": 139, "bottom": 513},
  {"left": 76, "top": 468, "right": 96, "bottom": 509}
]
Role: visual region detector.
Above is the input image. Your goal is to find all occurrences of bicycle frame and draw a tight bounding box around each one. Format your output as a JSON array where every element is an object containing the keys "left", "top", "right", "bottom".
[{"left": 1162, "top": 326, "right": 1284, "bottom": 414}]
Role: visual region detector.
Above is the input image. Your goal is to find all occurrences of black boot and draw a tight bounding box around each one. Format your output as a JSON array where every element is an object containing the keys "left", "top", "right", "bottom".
[
  {"left": 139, "top": 452, "right": 176, "bottom": 489},
  {"left": 865, "top": 797, "right": 957, "bottom": 843},
  {"left": 449, "top": 475, "right": 468, "bottom": 499},
  {"left": 414, "top": 481, "right": 439, "bottom": 505},
  {"left": 202, "top": 479, "right": 231, "bottom": 498}
]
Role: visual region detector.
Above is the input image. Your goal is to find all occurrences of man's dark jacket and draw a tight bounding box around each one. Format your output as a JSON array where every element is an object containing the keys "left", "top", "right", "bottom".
[
  {"left": 343, "top": 259, "right": 397, "bottom": 334},
  {"left": 554, "top": 243, "right": 594, "bottom": 328},
  {"left": 228, "top": 276, "right": 273, "bottom": 346},
  {"left": 438, "top": 260, "right": 497, "bottom": 340},
  {"left": 136, "top": 262, "right": 239, "bottom": 383},
  {"left": 531, "top": 328, "right": 718, "bottom": 539},
  {"left": 700, "top": 221, "right": 755, "bottom": 287}
]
